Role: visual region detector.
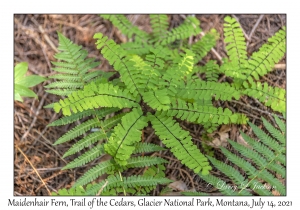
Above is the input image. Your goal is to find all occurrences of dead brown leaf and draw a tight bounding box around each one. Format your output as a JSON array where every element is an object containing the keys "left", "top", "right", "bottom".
[
  {"left": 168, "top": 180, "right": 188, "bottom": 192},
  {"left": 236, "top": 134, "right": 250, "bottom": 147},
  {"left": 207, "top": 125, "right": 231, "bottom": 148}
]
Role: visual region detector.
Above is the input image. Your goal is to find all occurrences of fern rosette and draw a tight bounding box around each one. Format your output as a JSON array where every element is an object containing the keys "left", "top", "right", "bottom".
[{"left": 46, "top": 15, "right": 285, "bottom": 195}]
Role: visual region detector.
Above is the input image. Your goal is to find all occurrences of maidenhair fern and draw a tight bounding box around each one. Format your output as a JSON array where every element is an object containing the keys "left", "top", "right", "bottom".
[
  {"left": 45, "top": 32, "right": 113, "bottom": 97},
  {"left": 46, "top": 15, "right": 286, "bottom": 195},
  {"left": 192, "top": 115, "right": 286, "bottom": 196},
  {"left": 219, "top": 16, "right": 286, "bottom": 114}
]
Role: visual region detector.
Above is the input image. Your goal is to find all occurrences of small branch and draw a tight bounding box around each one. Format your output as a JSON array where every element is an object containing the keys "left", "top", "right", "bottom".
[
  {"left": 21, "top": 93, "right": 48, "bottom": 141},
  {"left": 231, "top": 100, "right": 284, "bottom": 119},
  {"left": 247, "top": 15, "right": 264, "bottom": 46},
  {"left": 30, "top": 17, "right": 59, "bottom": 53},
  {"left": 232, "top": 15, "right": 250, "bottom": 41},
  {"left": 200, "top": 32, "right": 223, "bottom": 63},
  {"left": 16, "top": 146, "right": 51, "bottom": 196},
  {"left": 96, "top": 180, "right": 109, "bottom": 196},
  {"left": 274, "top": 64, "right": 286, "bottom": 70}
]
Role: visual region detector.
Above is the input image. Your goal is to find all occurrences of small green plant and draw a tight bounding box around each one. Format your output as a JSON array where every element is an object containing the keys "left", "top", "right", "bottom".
[
  {"left": 220, "top": 17, "right": 286, "bottom": 114},
  {"left": 185, "top": 115, "right": 286, "bottom": 196},
  {"left": 45, "top": 15, "right": 286, "bottom": 195},
  {"left": 14, "top": 62, "right": 46, "bottom": 102}
]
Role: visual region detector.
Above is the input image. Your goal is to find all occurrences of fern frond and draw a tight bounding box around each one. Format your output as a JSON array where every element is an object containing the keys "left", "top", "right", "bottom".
[
  {"left": 45, "top": 81, "right": 83, "bottom": 89},
  {"left": 198, "top": 60, "right": 220, "bottom": 82},
  {"left": 258, "top": 170, "right": 286, "bottom": 195},
  {"left": 63, "top": 131, "right": 108, "bottom": 158},
  {"left": 73, "top": 159, "right": 116, "bottom": 188},
  {"left": 53, "top": 82, "right": 139, "bottom": 116},
  {"left": 100, "top": 15, "right": 149, "bottom": 42},
  {"left": 150, "top": 113, "right": 211, "bottom": 175},
  {"left": 46, "top": 32, "right": 100, "bottom": 96},
  {"left": 121, "top": 42, "right": 151, "bottom": 56},
  {"left": 48, "top": 107, "right": 118, "bottom": 127},
  {"left": 209, "top": 148, "right": 272, "bottom": 195},
  {"left": 248, "top": 122, "right": 283, "bottom": 154},
  {"left": 274, "top": 115, "right": 286, "bottom": 133},
  {"left": 136, "top": 165, "right": 167, "bottom": 195},
  {"left": 155, "top": 16, "right": 201, "bottom": 46},
  {"left": 166, "top": 49, "right": 195, "bottom": 80},
  {"left": 262, "top": 117, "right": 285, "bottom": 145},
  {"left": 48, "top": 74, "right": 81, "bottom": 81},
  {"left": 82, "top": 71, "right": 114, "bottom": 82},
  {"left": 243, "top": 27, "right": 286, "bottom": 85},
  {"left": 176, "top": 80, "right": 240, "bottom": 101},
  {"left": 276, "top": 154, "right": 286, "bottom": 166},
  {"left": 243, "top": 130, "right": 285, "bottom": 167},
  {"left": 191, "top": 29, "right": 218, "bottom": 63},
  {"left": 240, "top": 132, "right": 279, "bottom": 165},
  {"left": 206, "top": 115, "right": 286, "bottom": 195},
  {"left": 223, "top": 16, "right": 247, "bottom": 69},
  {"left": 166, "top": 99, "right": 241, "bottom": 125},
  {"left": 63, "top": 144, "right": 105, "bottom": 170},
  {"left": 129, "top": 54, "right": 161, "bottom": 91},
  {"left": 207, "top": 156, "right": 248, "bottom": 187},
  {"left": 104, "top": 108, "right": 148, "bottom": 165},
  {"left": 143, "top": 164, "right": 166, "bottom": 178},
  {"left": 142, "top": 90, "right": 171, "bottom": 111},
  {"left": 123, "top": 156, "right": 167, "bottom": 169},
  {"left": 132, "top": 142, "right": 165, "bottom": 154},
  {"left": 44, "top": 89, "right": 75, "bottom": 96},
  {"left": 243, "top": 82, "right": 286, "bottom": 113},
  {"left": 228, "top": 139, "right": 285, "bottom": 183},
  {"left": 198, "top": 173, "right": 251, "bottom": 195},
  {"left": 145, "top": 46, "right": 170, "bottom": 72},
  {"left": 181, "top": 191, "right": 209, "bottom": 196},
  {"left": 52, "top": 185, "right": 93, "bottom": 196},
  {"left": 86, "top": 174, "right": 172, "bottom": 195},
  {"left": 53, "top": 118, "right": 100, "bottom": 145},
  {"left": 62, "top": 112, "right": 125, "bottom": 157},
  {"left": 94, "top": 33, "right": 147, "bottom": 97},
  {"left": 73, "top": 155, "right": 166, "bottom": 190},
  {"left": 149, "top": 14, "right": 169, "bottom": 43}
]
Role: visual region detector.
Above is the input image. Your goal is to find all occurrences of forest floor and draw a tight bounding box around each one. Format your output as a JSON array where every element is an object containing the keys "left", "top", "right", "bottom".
[{"left": 14, "top": 14, "right": 286, "bottom": 196}]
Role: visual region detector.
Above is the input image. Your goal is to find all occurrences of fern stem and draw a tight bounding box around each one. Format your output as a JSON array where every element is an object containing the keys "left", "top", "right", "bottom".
[
  {"left": 92, "top": 109, "right": 109, "bottom": 142},
  {"left": 118, "top": 170, "right": 127, "bottom": 196},
  {"left": 96, "top": 180, "right": 108, "bottom": 196},
  {"left": 238, "top": 151, "right": 281, "bottom": 194}
]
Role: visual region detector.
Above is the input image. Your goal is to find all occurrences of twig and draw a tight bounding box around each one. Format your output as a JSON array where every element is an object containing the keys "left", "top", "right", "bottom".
[
  {"left": 274, "top": 64, "right": 286, "bottom": 70},
  {"left": 15, "top": 167, "right": 63, "bottom": 172},
  {"left": 145, "top": 131, "right": 155, "bottom": 143},
  {"left": 28, "top": 174, "right": 58, "bottom": 194},
  {"left": 30, "top": 17, "right": 59, "bottom": 53},
  {"left": 34, "top": 112, "right": 57, "bottom": 142},
  {"left": 247, "top": 15, "right": 264, "bottom": 46},
  {"left": 178, "top": 15, "right": 224, "bottom": 63},
  {"left": 200, "top": 32, "right": 223, "bottom": 63},
  {"left": 168, "top": 166, "right": 196, "bottom": 190},
  {"left": 96, "top": 180, "right": 109, "bottom": 196},
  {"left": 21, "top": 93, "right": 48, "bottom": 141},
  {"left": 231, "top": 100, "right": 284, "bottom": 119},
  {"left": 32, "top": 129, "right": 67, "bottom": 165},
  {"left": 14, "top": 191, "right": 23, "bottom": 196},
  {"left": 16, "top": 146, "right": 51, "bottom": 195},
  {"left": 232, "top": 15, "right": 250, "bottom": 41}
]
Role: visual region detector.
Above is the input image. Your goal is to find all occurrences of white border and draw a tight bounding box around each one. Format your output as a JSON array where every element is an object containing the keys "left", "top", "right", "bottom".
[{"left": 3, "top": 0, "right": 299, "bottom": 209}]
